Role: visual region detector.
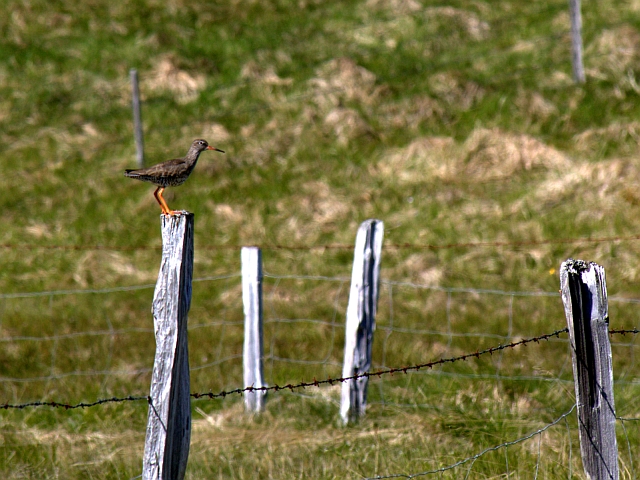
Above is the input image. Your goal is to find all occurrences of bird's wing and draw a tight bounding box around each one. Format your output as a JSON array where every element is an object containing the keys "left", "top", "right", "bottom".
[{"left": 138, "top": 158, "right": 188, "bottom": 177}]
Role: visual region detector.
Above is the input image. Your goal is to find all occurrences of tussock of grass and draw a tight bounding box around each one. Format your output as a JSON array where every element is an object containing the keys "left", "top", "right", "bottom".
[
  {"left": 463, "top": 128, "right": 570, "bottom": 178},
  {"left": 145, "top": 56, "right": 207, "bottom": 104},
  {"left": 585, "top": 25, "right": 640, "bottom": 80}
]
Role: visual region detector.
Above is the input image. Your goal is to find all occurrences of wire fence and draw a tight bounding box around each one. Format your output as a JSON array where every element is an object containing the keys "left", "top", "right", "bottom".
[
  {"left": 0, "top": 326, "right": 573, "bottom": 409},
  {"left": 0, "top": 273, "right": 640, "bottom": 383},
  {"left": 3, "top": 3, "right": 640, "bottom": 478},
  {"left": 3, "top": 259, "right": 638, "bottom": 476},
  {"left": 2, "top": 294, "right": 637, "bottom": 480},
  {"left": 3, "top": 323, "right": 638, "bottom": 411},
  {"left": 1, "top": 267, "right": 639, "bottom": 399},
  {"left": 3, "top": 232, "right": 640, "bottom": 253}
]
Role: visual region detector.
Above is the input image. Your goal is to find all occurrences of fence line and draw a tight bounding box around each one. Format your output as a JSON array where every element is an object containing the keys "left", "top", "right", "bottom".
[
  {"left": 2, "top": 265, "right": 638, "bottom": 396},
  {"left": 0, "top": 320, "right": 245, "bottom": 344},
  {"left": 5, "top": 233, "right": 640, "bottom": 254},
  {"left": 6, "top": 270, "right": 638, "bottom": 302},
  {"left": 0, "top": 320, "right": 640, "bottom": 384},
  {"left": 0, "top": 262, "right": 637, "bottom": 477},
  {"left": 1, "top": 267, "right": 638, "bottom": 388},
  {"left": 3, "top": 6, "right": 639, "bottom": 478},
  {"left": 1, "top": 237, "right": 638, "bottom": 480},
  {"left": 0, "top": 365, "right": 583, "bottom": 387},
  {"left": 0, "top": 353, "right": 248, "bottom": 384},
  {"left": 0, "top": 327, "right": 574, "bottom": 409},
  {"left": 0, "top": 273, "right": 240, "bottom": 299}
]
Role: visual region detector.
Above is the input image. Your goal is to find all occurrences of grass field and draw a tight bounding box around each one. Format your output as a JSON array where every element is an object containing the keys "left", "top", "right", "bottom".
[{"left": 1, "top": 0, "right": 640, "bottom": 478}]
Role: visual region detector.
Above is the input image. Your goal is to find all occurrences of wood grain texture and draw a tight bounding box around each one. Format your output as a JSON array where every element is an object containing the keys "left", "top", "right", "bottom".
[
  {"left": 341, "top": 219, "right": 384, "bottom": 424},
  {"left": 143, "top": 213, "right": 194, "bottom": 480},
  {"left": 560, "top": 259, "right": 618, "bottom": 480}
]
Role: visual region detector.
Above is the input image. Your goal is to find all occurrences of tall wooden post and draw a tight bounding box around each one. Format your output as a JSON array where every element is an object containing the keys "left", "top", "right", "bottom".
[
  {"left": 340, "top": 219, "right": 384, "bottom": 424},
  {"left": 242, "top": 247, "right": 266, "bottom": 412},
  {"left": 560, "top": 259, "right": 618, "bottom": 480},
  {"left": 143, "top": 213, "right": 194, "bottom": 480},
  {"left": 130, "top": 68, "right": 145, "bottom": 168}
]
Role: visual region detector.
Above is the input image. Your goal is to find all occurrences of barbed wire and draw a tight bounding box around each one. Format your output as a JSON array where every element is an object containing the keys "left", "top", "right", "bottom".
[
  {"left": 0, "top": 319, "right": 640, "bottom": 383},
  {"left": 3, "top": 233, "right": 640, "bottom": 253},
  {"left": 5, "top": 326, "right": 637, "bottom": 408},
  {"left": 1, "top": 328, "right": 569, "bottom": 410},
  {"left": 609, "top": 328, "right": 640, "bottom": 336},
  {"left": 1, "top": 395, "right": 149, "bottom": 410}
]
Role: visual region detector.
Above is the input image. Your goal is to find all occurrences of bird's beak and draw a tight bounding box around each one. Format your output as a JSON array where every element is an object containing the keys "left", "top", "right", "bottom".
[{"left": 207, "top": 146, "right": 225, "bottom": 153}]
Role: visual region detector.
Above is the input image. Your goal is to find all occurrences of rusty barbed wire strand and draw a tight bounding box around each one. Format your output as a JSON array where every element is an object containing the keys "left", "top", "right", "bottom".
[
  {"left": 609, "top": 328, "right": 640, "bottom": 336},
  {"left": 2, "top": 233, "right": 640, "bottom": 253},
  {"left": 1, "top": 328, "right": 570, "bottom": 410},
  {"left": 192, "top": 328, "right": 570, "bottom": 400},
  {"left": 3, "top": 327, "right": 638, "bottom": 411},
  {"left": 0, "top": 395, "right": 149, "bottom": 410}
]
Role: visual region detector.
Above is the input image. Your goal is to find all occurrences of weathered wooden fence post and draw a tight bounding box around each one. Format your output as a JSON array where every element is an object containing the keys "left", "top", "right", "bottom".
[
  {"left": 568, "top": 0, "right": 586, "bottom": 84},
  {"left": 242, "top": 246, "right": 266, "bottom": 413},
  {"left": 130, "top": 68, "right": 145, "bottom": 168},
  {"left": 560, "top": 259, "right": 619, "bottom": 480},
  {"left": 340, "top": 219, "right": 384, "bottom": 424},
  {"left": 143, "top": 213, "right": 194, "bottom": 480}
]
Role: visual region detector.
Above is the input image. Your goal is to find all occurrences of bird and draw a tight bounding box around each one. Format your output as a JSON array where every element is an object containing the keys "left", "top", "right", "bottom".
[{"left": 124, "top": 139, "right": 224, "bottom": 215}]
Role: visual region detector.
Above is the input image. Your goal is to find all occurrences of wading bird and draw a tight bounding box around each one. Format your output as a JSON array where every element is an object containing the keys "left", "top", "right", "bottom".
[{"left": 124, "top": 139, "right": 224, "bottom": 215}]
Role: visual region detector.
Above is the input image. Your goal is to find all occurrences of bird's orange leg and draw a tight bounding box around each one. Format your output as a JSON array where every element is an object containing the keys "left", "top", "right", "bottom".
[{"left": 153, "top": 187, "right": 173, "bottom": 215}]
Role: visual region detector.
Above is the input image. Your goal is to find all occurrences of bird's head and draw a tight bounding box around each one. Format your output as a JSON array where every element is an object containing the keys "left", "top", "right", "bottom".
[{"left": 193, "top": 139, "right": 225, "bottom": 154}]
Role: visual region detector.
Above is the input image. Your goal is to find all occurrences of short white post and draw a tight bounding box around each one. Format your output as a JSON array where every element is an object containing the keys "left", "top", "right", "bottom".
[
  {"left": 568, "top": 0, "right": 586, "bottom": 83},
  {"left": 143, "top": 213, "right": 194, "bottom": 480},
  {"left": 340, "top": 219, "right": 384, "bottom": 424},
  {"left": 242, "top": 247, "right": 266, "bottom": 412},
  {"left": 560, "top": 259, "right": 618, "bottom": 480}
]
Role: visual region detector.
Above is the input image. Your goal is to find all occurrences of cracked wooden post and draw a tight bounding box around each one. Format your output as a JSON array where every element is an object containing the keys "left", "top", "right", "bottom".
[
  {"left": 341, "top": 219, "right": 384, "bottom": 424},
  {"left": 242, "top": 246, "right": 266, "bottom": 412},
  {"left": 560, "top": 259, "right": 618, "bottom": 480},
  {"left": 143, "top": 213, "right": 194, "bottom": 480}
]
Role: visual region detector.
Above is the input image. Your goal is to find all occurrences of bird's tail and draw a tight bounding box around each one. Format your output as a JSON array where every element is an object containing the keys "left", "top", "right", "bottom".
[{"left": 124, "top": 169, "right": 139, "bottom": 178}]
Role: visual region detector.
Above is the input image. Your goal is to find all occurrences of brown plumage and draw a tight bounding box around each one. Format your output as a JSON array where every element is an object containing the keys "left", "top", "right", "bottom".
[{"left": 124, "top": 139, "right": 224, "bottom": 215}]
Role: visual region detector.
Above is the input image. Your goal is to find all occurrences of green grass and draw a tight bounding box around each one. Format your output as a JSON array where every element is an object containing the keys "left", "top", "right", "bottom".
[{"left": 1, "top": 0, "right": 640, "bottom": 478}]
